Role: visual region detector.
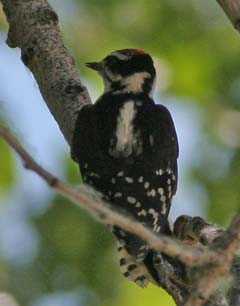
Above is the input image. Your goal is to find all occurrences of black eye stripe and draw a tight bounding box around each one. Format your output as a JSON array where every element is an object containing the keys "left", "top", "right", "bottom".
[{"left": 104, "top": 56, "right": 125, "bottom": 74}]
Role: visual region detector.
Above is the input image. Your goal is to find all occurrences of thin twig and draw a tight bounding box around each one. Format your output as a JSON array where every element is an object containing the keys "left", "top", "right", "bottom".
[
  {"left": 0, "top": 126, "right": 222, "bottom": 268},
  {"left": 1, "top": 1, "right": 240, "bottom": 304}
]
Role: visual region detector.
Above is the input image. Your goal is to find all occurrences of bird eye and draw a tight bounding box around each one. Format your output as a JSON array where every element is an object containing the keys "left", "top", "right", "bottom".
[
  {"left": 106, "top": 56, "right": 118, "bottom": 65},
  {"left": 104, "top": 56, "right": 120, "bottom": 71}
]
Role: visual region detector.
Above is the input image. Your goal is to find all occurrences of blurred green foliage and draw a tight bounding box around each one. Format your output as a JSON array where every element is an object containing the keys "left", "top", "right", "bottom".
[
  {"left": 35, "top": 197, "right": 119, "bottom": 298},
  {"left": 0, "top": 138, "right": 14, "bottom": 193},
  {"left": 0, "top": 1, "right": 240, "bottom": 305}
]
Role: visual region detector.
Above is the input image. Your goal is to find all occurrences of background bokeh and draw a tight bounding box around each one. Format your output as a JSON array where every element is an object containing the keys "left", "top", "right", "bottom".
[{"left": 0, "top": 1, "right": 240, "bottom": 305}]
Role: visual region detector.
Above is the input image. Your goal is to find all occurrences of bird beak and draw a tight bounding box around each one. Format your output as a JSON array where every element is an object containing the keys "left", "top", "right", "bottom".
[{"left": 85, "top": 61, "right": 103, "bottom": 72}]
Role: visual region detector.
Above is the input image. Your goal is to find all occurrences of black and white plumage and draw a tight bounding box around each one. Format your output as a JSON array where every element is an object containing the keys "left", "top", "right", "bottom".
[{"left": 71, "top": 49, "right": 179, "bottom": 287}]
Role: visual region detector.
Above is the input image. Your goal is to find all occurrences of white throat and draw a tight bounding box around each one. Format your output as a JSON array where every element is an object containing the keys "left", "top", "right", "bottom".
[
  {"left": 103, "top": 71, "right": 151, "bottom": 94},
  {"left": 120, "top": 72, "right": 151, "bottom": 94}
]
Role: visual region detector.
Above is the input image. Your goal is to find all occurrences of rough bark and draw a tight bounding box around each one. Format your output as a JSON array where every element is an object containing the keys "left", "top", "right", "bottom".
[
  {"left": 0, "top": 0, "right": 239, "bottom": 142},
  {"left": 0, "top": 1, "right": 240, "bottom": 306},
  {"left": 228, "top": 257, "right": 240, "bottom": 306},
  {"left": 217, "top": 0, "right": 240, "bottom": 30},
  {"left": 0, "top": 0, "right": 91, "bottom": 145}
]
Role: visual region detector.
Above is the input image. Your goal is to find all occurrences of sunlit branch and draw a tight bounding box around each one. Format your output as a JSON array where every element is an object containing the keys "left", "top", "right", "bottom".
[
  {"left": 0, "top": 126, "right": 222, "bottom": 268},
  {"left": 1, "top": 125, "right": 240, "bottom": 306},
  {"left": 1, "top": 0, "right": 240, "bottom": 305}
]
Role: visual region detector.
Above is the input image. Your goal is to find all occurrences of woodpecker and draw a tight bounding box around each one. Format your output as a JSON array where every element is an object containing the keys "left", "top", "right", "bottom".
[{"left": 71, "top": 49, "right": 179, "bottom": 287}]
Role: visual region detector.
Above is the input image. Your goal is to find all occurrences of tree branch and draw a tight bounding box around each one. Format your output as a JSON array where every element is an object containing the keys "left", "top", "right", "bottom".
[
  {"left": 0, "top": 2, "right": 239, "bottom": 141},
  {"left": 0, "top": 294, "right": 20, "bottom": 306},
  {"left": 0, "top": 0, "right": 91, "bottom": 144},
  {"left": 184, "top": 213, "right": 240, "bottom": 306},
  {"left": 228, "top": 256, "right": 240, "bottom": 306},
  {"left": 1, "top": 1, "right": 240, "bottom": 305},
  {"left": 1, "top": 126, "right": 239, "bottom": 306},
  {"left": 0, "top": 126, "right": 219, "bottom": 268},
  {"left": 216, "top": 0, "right": 240, "bottom": 31}
]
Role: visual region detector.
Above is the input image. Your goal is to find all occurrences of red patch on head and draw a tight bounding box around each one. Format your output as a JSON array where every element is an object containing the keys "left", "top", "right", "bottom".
[{"left": 133, "top": 49, "right": 146, "bottom": 55}]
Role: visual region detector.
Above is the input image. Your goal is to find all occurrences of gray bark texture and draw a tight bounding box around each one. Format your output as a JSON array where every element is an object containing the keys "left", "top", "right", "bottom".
[
  {"left": 217, "top": 0, "right": 240, "bottom": 30},
  {"left": 1, "top": 0, "right": 91, "bottom": 145},
  {"left": 0, "top": 1, "right": 240, "bottom": 306}
]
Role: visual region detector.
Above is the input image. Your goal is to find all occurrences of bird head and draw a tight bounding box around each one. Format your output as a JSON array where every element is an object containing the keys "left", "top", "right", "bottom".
[{"left": 86, "top": 49, "right": 156, "bottom": 95}]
